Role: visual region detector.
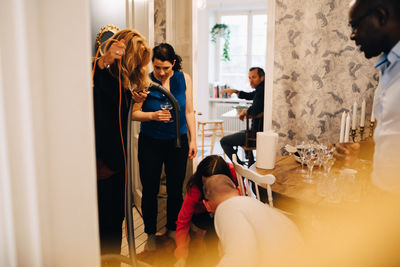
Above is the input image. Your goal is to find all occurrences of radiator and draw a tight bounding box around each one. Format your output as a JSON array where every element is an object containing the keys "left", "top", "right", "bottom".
[{"left": 213, "top": 102, "right": 246, "bottom": 134}]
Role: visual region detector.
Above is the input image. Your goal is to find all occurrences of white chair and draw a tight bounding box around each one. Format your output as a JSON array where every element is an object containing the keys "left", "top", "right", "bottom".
[{"left": 232, "top": 154, "right": 275, "bottom": 207}]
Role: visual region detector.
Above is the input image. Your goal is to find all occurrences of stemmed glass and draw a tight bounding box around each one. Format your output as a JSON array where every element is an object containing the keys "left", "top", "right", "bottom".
[
  {"left": 160, "top": 101, "right": 173, "bottom": 123},
  {"left": 322, "top": 155, "right": 335, "bottom": 177},
  {"left": 296, "top": 141, "right": 307, "bottom": 174},
  {"left": 314, "top": 143, "right": 325, "bottom": 175},
  {"left": 303, "top": 149, "right": 317, "bottom": 184},
  {"left": 317, "top": 154, "right": 335, "bottom": 197}
]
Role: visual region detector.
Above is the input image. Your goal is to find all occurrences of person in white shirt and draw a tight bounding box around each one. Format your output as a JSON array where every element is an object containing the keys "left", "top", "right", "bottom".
[
  {"left": 337, "top": 0, "right": 400, "bottom": 193},
  {"left": 202, "top": 174, "right": 303, "bottom": 267}
]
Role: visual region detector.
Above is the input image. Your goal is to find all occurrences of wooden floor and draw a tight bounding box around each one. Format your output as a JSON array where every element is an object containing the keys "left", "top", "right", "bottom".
[{"left": 121, "top": 195, "right": 167, "bottom": 256}]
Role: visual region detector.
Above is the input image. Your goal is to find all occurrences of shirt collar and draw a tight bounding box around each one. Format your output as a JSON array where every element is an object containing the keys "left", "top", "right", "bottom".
[
  {"left": 256, "top": 80, "right": 265, "bottom": 89},
  {"left": 374, "top": 41, "right": 400, "bottom": 73}
]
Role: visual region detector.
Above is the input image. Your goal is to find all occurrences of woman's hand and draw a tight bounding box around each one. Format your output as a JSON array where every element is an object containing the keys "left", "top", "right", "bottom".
[
  {"left": 100, "top": 39, "right": 126, "bottom": 68},
  {"left": 188, "top": 141, "right": 197, "bottom": 159},
  {"left": 131, "top": 90, "right": 148, "bottom": 103},
  {"left": 151, "top": 110, "right": 172, "bottom": 122}
]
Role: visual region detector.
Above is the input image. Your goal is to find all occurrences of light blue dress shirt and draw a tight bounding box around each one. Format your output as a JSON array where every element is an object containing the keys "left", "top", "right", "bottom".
[{"left": 372, "top": 41, "right": 400, "bottom": 193}]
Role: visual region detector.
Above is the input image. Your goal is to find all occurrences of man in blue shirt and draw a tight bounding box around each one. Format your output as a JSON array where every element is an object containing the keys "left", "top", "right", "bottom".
[
  {"left": 339, "top": 0, "right": 400, "bottom": 193},
  {"left": 219, "top": 67, "right": 265, "bottom": 165}
]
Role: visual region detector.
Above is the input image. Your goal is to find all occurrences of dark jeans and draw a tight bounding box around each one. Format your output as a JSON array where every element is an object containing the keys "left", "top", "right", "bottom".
[
  {"left": 138, "top": 132, "right": 189, "bottom": 234},
  {"left": 220, "top": 130, "right": 253, "bottom": 165},
  {"left": 97, "top": 172, "right": 125, "bottom": 255}
]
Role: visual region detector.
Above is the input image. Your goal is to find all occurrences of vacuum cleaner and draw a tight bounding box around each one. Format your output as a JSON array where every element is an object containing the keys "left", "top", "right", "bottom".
[{"left": 101, "top": 82, "right": 181, "bottom": 267}]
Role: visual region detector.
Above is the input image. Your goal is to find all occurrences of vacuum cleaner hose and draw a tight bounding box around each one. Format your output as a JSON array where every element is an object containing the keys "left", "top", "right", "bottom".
[
  {"left": 125, "top": 83, "right": 181, "bottom": 266},
  {"left": 147, "top": 82, "right": 181, "bottom": 148}
]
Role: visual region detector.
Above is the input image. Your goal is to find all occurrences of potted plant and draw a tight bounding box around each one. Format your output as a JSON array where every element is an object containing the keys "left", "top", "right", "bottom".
[{"left": 210, "top": 23, "right": 231, "bottom": 61}]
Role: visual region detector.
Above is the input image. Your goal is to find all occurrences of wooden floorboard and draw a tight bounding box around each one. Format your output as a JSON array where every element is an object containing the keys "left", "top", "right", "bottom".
[{"left": 121, "top": 194, "right": 167, "bottom": 257}]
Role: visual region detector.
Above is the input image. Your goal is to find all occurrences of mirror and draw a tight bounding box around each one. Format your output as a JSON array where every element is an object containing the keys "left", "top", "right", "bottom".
[{"left": 95, "top": 24, "right": 120, "bottom": 55}]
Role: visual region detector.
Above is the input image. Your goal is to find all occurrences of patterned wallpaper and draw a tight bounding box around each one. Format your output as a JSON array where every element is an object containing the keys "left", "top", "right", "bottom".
[
  {"left": 272, "top": 0, "right": 378, "bottom": 152},
  {"left": 154, "top": 0, "right": 166, "bottom": 45}
]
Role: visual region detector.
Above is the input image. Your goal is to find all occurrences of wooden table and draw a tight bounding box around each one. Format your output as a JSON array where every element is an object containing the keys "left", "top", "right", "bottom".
[
  {"left": 251, "top": 156, "right": 324, "bottom": 205},
  {"left": 251, "top": 155, "right": 373, "bottom": 213},
  {"left": 252, "top": 156, "right": 399, "bottom": 264}
]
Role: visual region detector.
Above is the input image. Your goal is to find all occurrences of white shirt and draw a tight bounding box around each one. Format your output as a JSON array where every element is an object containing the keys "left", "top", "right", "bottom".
[
  {"left": 372, "top": 41, "right": 400, "bottom": 193},
  {"left": 214, "top": 196, "right": 303, "bottom": 267}
]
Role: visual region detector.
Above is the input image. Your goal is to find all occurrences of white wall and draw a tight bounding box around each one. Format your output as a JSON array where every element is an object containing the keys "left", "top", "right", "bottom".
[
  {"left": 197, "top": 7, "right": 211, "bottom": 118},
  {"left": 90, "top": 0, "right": 126, "bottom": 55},
  {"left": 0, "top": 0, "right": 100, "bottom": 266}
]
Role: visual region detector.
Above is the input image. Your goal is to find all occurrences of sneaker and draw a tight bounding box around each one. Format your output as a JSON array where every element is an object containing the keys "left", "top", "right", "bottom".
[{"left": 144, "top": 234, "right": 157, "bottom": 251}]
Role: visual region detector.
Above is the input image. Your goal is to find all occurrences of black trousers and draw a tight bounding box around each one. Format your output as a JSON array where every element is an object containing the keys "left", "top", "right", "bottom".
[
  {"left": 97, "top": 172, "right": 125, "bottom": 255},
  {"left": 138, "top": 132, "right": 189, "bottom": 234}
]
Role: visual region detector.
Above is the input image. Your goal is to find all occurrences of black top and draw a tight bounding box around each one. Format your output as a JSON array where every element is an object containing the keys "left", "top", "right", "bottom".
[
  {"left": 238, "top": 80, "right": 265, "bottom": 132},
  {"left": 93, "top": 64, "right": 131, "bottom": 174}
]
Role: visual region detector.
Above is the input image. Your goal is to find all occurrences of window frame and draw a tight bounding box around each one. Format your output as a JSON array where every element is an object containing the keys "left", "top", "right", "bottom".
[{"left": 214, "top": 9, "right": 267, "bottom": 89}]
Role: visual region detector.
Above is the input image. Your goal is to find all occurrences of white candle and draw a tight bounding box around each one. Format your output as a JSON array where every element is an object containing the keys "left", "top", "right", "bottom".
[
  {"left": 340, "top": 111, "right": 346, "bottom": 143},
  {"left": 352, "top": 102, "right": 357, "bottom": 130},
  {"left": 370, "top": 97, "right": 375, "bottom": 122},
  {"left": 345, "top": 113, "right": 351, "bottom": 142},
  {"left": 360, "top": 99, "right": 366, "bottom": 127}
]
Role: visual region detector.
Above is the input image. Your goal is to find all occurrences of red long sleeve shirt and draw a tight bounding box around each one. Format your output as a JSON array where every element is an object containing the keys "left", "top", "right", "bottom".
[{"left": 174, "top": 164, "right": 237, "bottom": 259}]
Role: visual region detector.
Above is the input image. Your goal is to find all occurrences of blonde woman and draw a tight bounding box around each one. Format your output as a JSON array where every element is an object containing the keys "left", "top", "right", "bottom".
[{"left": 93, "top": 29, "right": 150, "bottom": 255}]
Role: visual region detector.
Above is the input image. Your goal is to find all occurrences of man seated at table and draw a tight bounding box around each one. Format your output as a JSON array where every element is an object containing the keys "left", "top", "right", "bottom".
[
  {"left": 337, "top": 0, "right": 400, "bottom": 194},
  {"left": 219, "top": 67, "right": 265, "bottom": 165},
  {"left": 202, "top": 174, "right": 303, "bottom": 267}
]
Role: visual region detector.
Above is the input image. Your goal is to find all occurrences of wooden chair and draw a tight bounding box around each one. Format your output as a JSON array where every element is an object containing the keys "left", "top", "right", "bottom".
[
  {"left": 242, "top": 112, "right": 263, "bottom": 166},
  {"left": 232, "top": 154, "right": 275, "bottom": 207},
  {"left": 197, "top": 119, "right": 225, "bottom": 159}
]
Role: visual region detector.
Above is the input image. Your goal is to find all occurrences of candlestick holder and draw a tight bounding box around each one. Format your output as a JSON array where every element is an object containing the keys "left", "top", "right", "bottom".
[
  {"left": 369, "top": 121, "right": 375, "bottom": 138},
  {"left": 348, "top": 125, "right": 369, "bottom": 142},
  {"left": 351, "top": 129, "right": 357, "bottom": 142},
  {"left": 359, "top": 126, "right": 365, "bottom": 140}
]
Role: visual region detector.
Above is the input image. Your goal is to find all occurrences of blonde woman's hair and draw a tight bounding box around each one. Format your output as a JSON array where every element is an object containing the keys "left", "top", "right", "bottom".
[{"left": 105, "top": 29, "right": 151, "bottom": 91}]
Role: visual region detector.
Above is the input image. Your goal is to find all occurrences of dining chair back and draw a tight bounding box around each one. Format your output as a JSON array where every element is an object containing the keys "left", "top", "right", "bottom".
[
  {"left": 241, "top": 112, "right": 263, "bottom": 166},
  {"left": 232, "top": 154, "right": 275, "bottom": 207}
]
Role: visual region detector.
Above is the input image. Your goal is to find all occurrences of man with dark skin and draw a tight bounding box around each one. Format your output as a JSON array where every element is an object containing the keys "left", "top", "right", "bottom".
[
  {"left": 305, "top": 5, "right": 400, "bottom": 265},
  {"left": 337, "top": 0, "right": 400, "bottom": 193}
]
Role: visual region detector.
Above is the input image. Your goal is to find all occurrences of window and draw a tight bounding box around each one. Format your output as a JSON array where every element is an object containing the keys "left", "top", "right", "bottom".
[{"left": 215, "top": 11, "right": 267, "bottom": 91}]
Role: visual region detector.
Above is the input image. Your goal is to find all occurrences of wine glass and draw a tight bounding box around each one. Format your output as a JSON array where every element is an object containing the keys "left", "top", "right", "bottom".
[
  {"left": 325, "top": 174, "right": 343, "bottom": 203},
  {"left": 303, "top": 149, "right": 317, "bottom": 184},
  {"left": 323, "top": 157, "right": 336, "bottom": 177},
  {"left": 160, "top": 101, "right": 173, "bottom": 123},
  {"left": 296, "top": 141, "right": 307, "bottom": 174}
]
